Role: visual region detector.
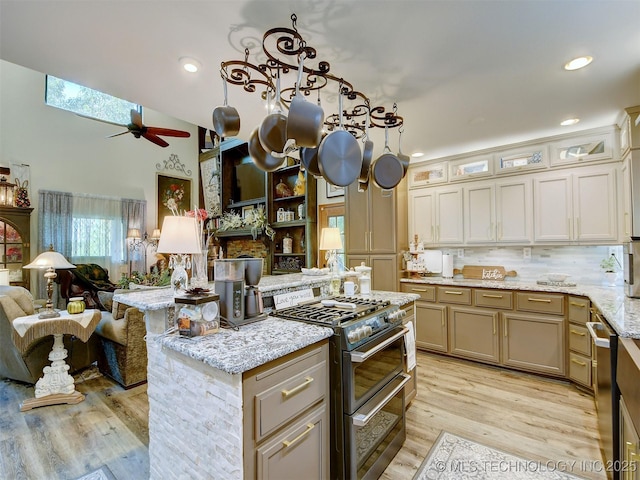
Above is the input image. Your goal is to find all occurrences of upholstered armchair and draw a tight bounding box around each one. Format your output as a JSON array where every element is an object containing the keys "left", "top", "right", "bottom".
[
  {"left": 0, "top": 285, "right": 98, "bottom": 385},
  {"left": 94, "top": 290, "right": 147, "bottom": 388},
  {"left": 56, "top": 263, "right": 117, "bottom": 310}
]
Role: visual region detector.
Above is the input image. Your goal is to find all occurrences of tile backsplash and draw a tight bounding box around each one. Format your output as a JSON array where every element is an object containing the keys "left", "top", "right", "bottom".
[{"left": 432, "top": 245, "right": 623, "bottom": 287}]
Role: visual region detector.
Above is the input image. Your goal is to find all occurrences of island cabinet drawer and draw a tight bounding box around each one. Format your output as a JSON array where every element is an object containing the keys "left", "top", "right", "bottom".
[
  {"left": 474, "top": 290, "right": 513, "bottom": 310},
  {"left": 568, "top": 296, "right": 590, "bottom": 324},
  {"left": 246, "top": 343, "right": 328, "bottom": 443},
  {"left": 437, "top": 286, "right": 472, "bottom": 305},
  {"left": 515, "top": 292, "right": 564, "bottom": 315},
  {"left": 569, "top": 352, "right": 592, "bottom": 388},
  {"left": 401, "top": 283, "right": 436, "bottom": 301},
  {"left": 569, "top": 324, "right": 591, "bottom": 356}
]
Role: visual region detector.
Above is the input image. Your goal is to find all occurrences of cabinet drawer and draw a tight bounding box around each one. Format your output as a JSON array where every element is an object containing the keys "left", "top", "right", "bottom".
[
  {"left": 568, "top": 323, "right": 591, "bottom": 356},
  {"left": 516, "top": 292, "right": 564, "bottom": 315},
  {"left": 568, "top": 296, "right": 590, "bottom": 324},
  {"left": 401, "top": 283, "right": 436, "bottom": 301},
  {"left": 247, "top": 343, "right": 328, "bottom": 442},
  {"left": 474, "top": 289, "right": 513, "bottom": 310},
  {"left": 569, "top": 352, "right": 592, "bottom": 388},
  {"left": 437, "top": 286, "right": 472, "bottom": 305}
]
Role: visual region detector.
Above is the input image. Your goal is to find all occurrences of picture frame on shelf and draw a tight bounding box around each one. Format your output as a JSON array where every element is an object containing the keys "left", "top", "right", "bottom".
[
  {"left": 156, "top": 173, "right": 192, "bottom": 228},
  {"left": 242, "top": 205, "right": 254, "bottom": 219},
  {"left": 326, "top": 183, "right": 344, "bottom": 198}
]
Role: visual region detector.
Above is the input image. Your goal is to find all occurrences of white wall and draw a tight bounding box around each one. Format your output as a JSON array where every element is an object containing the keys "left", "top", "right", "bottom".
[{"left": 0, "top": 60, "right": 200, "bottom": 254}]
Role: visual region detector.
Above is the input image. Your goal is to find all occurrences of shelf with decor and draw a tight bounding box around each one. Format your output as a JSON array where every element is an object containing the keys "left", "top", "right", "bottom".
[
  {"left": 267, "top": 162, "right": 317, "bottom": 274},
  {"left": 0, "top": 206, "right": 33, "bottom": 289}
]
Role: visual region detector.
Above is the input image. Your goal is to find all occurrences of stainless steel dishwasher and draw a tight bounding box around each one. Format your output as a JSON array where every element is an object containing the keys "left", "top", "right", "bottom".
[{"left": 587, "top": 312, "right": 620, "bottom": 480}]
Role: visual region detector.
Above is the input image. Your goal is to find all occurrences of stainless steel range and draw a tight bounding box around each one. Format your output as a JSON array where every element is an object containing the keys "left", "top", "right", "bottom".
[{"left": 276, "top": 296, "right": 409, "bottom": 480}]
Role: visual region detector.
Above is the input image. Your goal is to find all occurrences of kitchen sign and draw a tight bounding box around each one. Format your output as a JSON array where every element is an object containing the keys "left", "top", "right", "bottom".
[
  {"left": 453, "top": 265, "right": 518, "bottom": 280},
  {"left": 273, "top": 288, "right": 315, "bottom": 309}
]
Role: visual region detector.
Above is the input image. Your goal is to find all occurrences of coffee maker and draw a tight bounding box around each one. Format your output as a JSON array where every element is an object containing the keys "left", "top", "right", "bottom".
[
  {"left": 214, "top": 259, "right": 246, "bottom": 325},
  {"left": 243, "top": 257, "right": 266, "bottom": 321}
]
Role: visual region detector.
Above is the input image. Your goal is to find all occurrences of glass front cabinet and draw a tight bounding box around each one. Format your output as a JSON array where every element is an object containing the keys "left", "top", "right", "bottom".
[{"left": 0, "top": 206, "right": 33, "bottom": 289}]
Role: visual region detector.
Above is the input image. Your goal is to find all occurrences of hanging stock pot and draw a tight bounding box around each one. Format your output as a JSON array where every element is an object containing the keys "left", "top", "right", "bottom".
[{"left": 286, "top": 53, "right": 324, "bottom": 149}]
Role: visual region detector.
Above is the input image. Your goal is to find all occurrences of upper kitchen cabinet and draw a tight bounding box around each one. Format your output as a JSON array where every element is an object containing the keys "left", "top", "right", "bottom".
[
  {"left": 448, "top": 154, "right": 493, "bottom": 181},
  {"left": 549, "top": 128, "right": 615, "bottom": 166},
  {"left": 408, "top": 186, "right": 463, "bottom": 246},
  {"left": 620, "top": 105, "right": 640, "bottom": 156},
  {"left": 464, "top": 178, "right": 532, "bottom": 244},
  {"left": 534, "top": 165, "right": 617, "bottom": 243},
  {"left": 494, "top": 144, "right": 548, "bottom": 174},
  {"left": 407, "top": 162, "right": 447, "bottom": 189}
]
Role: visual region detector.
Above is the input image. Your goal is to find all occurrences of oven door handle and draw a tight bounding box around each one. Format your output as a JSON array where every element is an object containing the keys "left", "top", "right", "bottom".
[
  {"left": 586, "top": 321, "right": 610, "bottom": 348},
  {"left": 350, "top": 327, "right": 408, "bottom": 363},
  {"left": 352, "top": 373, "right": 411, "bottom": 427}
]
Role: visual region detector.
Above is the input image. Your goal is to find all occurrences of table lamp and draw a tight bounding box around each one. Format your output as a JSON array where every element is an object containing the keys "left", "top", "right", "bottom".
[
  {"left": 24, "top": 245, "right": 76, "bottom": 319},
  {"left": 319, "top": 227, "right": 343, "bottom": 295},
  {"left": 156, "top": 216, "right": 202, "bottom": 294}
]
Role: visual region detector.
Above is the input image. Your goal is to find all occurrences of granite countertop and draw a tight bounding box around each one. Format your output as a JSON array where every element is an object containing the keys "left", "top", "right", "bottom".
[{"left": 401, "top": 277, "right": 639, "bottom": 339}]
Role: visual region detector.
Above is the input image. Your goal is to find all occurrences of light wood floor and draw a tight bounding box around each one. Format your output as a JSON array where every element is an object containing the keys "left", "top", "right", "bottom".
[{"left": 0, "top": 351, "right": 605, "bottom": 479}]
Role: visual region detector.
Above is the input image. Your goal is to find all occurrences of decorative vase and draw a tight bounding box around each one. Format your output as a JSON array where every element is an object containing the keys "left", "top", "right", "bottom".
[
  {"left": 190, "top": 249, "right": 209, "bottom": 289},
  {"left": 169, "top": 254, "right": 190, "bottom": 294},
  {"left": 604, "top": 271, "right": 617, "bottom": 286}
]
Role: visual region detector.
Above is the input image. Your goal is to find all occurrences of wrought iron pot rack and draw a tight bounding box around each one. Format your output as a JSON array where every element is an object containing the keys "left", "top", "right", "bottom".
[{"left": 219, "top": 14, "right": 403, "bottom": 140}]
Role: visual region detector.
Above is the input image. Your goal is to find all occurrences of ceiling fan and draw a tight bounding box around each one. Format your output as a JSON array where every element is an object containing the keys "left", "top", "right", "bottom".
[{"left": 107, "top": 109, "right": 191, "bottom": 147}]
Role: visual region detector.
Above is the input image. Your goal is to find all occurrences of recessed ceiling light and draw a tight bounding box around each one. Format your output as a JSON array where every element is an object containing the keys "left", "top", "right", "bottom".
[
  {"left": 180, "top": 57, "right": 201, "bottom": 73},
  {"left": 564, "top": 56, "right": 593, "bottom": 71},
  {"left": 561, "top": 118, "right": 580, "bottom": 126},
  {"left": 411, "top": 152, "right": 424, "bottom": 158}
]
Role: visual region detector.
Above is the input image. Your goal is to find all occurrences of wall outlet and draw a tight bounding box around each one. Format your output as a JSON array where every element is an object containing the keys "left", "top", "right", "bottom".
[
  {"left": 457, "top": 249, "right": 464, "bottom": 258},
  {"left": 523, "top": 247, "right": 531, "bottom": 259}
]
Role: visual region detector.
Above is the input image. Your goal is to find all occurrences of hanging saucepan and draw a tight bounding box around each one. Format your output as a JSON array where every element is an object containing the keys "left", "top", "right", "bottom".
[
  {"left": 249, "top": 126, "right": 284, "bottom": 172},
  {"left": 299, "top": 133, "right": 326, "bottom": 177},
  {"left": 286, "top": 53, "right": 324, "bottom": 149},
  {"left": 371, "top": 126, "right": 404, "bottom": 190},
  {"left": 397, "top": 127, "right": 410, "bottom": 176},
  {"left": 212, "top": 70, "right": 240, "bottom": 138},
  {"left": 317, "top": 87, "right": 362, "bottom": 187},
  {"left": 360, "top": 109, "right": 374, "bottom": 182},
  {"left": 258, "top": 71, "right": 288, "bottom": 155}
]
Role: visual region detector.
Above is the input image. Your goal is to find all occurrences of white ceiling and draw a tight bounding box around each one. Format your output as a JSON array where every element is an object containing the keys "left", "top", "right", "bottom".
[{"left": 1, "top": 0, "right": 639, "bottom": 161}]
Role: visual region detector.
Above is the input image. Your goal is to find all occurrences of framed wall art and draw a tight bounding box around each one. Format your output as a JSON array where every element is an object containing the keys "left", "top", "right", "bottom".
[
  {"left": 326, "top": 183, "right": 344, "bottom": 198},
  {"left": 199, "top": 149, "right": 222, "bottom": 217},
  {"left": 157, "top": 173, "right": 192, "bottom": 227}
]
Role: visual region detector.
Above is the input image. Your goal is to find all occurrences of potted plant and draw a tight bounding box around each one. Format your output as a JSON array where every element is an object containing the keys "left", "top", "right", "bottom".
[{"left": 600, "top": 255, "right": 619, "bottom": 286}]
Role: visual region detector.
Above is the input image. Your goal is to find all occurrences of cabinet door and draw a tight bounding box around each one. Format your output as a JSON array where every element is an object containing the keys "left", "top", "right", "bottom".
[
  {"left": 573, "top": 167, "right": 617, "bottom": 242},
  {"left": 623, "top": 155, "right": 632, "bottom": 241},
  {"left": 415, "top": 302, "right": 447, "bottom": 352},
  {"left": 409, "top": 189, "right": 435, "bottom": 244},
  {"left": 534, "top": 174, "right": 572, "bottom": 242},
  {"left": 620, "top": 396, "right": 640, "bottom": 480},
  {"left": 256, "top": 405, "right": 328, "bottom": 480},
  {"left": 369, "top": 185, "right": 396, "bottom": 254},
  {"left": 403, "top": 304, "right": 417, "bottom": 406},
  {"left": 448, "top": 306, "right": 500, "bottom": 364},
  {"left": 435, "top": 187, "right": 463, "bottom": 244},
  {"left": 370, "top": 255, "right": 398, "bottom": 292},
  {"left": 501, "top": 312, "right": 565, "bottom": 376},
  {"left": 345, "top": 182, "right": 369, "bottom": 253},
  {"left": 464, "top": 183, "right": 495, "bottom": 243},
  {"left": 496, "top": 179, "right": 532, "bottom": 243}
]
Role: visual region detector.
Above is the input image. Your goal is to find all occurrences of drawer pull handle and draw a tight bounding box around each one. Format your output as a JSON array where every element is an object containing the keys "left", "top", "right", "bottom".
[
  {"left": 570, "top": 329, "right": 586, "bottom": 336},
  {"left": 444, "top": 290, "right": 463, "bottom": 295},
  {"left": 411, "top": 288, "right": 428, "bottom": 292},
  {"left": 482, "top": 294, "right": 503, "bottom": 299},
  {"left": 282, "top": 423, "right": 315, "bottom": 448},
  {"left": 570, "top": 302, "right": 586, "bottom": 308},
  {"left": 571, "top": 358, "right": 587, "bottom": 367},
  {"left": 282, "top": 376, "right": 314, "bottom": 398},
  {"left": 528, "top": 298, "right": 552, "bottom": 303}
]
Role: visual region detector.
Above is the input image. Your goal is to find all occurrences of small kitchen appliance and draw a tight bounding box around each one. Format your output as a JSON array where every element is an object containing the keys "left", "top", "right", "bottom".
[
  {"left": 214, "top": 259, "right": 245, "bottom": 326},
  {"left": 243, "top": 257, "right": 266, "bottom": 321},
  {"left": 275, "top": 296, "right": 409, "bottom": 480}
]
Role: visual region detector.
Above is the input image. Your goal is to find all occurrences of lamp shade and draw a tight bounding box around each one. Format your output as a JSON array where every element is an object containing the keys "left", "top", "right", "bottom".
[
  {"left": 151, "top": 228, "right": 161, "bottom": 240},
  {"left": 127, "top": 228, "right": 142, "bottom": 239},
  {"left": 156, "top": 216, "right": 202, "bottom": 254},
  {"left": 24, "top": 250, "right": 75, "bottom": 269},
  {"left": 319, "top": 227, "right": 343, "bottom": 251}
]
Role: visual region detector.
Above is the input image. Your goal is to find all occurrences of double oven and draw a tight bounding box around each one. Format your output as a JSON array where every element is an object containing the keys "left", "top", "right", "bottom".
[{"left": 275, "top": 297, "right": 409, "bottom": 480}]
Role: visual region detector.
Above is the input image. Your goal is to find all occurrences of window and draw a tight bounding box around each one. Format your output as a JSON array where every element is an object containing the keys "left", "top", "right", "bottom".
[
  {"left": 45, "top": 75, "right": 140, "bottom": 125},
  {"left": 71, "top": 217, "right": 119, "bottom": 259}
]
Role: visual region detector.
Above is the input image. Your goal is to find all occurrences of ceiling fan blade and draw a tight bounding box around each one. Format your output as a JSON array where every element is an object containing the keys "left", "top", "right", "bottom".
[
  {"left": 106, "top": 130, "right": 131, "bottom": 138},
  {"left": 130, "top": 109, "right": 143, "bottom": 128},
  {"left": 146, "top": 127, "right": 191, "bottom": 138},
  {"left": 142, "top": 132, "right": 169, "bottom": 147}
]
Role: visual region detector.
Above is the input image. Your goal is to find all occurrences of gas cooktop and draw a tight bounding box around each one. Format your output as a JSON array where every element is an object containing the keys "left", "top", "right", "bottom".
[{"left": 274, "top": 296, "right": 391, "bottom": 326}]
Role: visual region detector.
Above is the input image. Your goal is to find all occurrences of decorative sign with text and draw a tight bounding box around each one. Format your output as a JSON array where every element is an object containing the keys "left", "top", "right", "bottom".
[
  {"left": 453, "top": 265, "right": 517, "bottom": 281},
  {"left": 273, "top": 288, "right": 315, "bottom": 310}
]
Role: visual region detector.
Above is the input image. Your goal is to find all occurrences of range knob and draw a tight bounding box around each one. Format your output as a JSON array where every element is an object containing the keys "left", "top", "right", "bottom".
[{"left": 347, "top": 330, "right": 359, "bottom": 343}]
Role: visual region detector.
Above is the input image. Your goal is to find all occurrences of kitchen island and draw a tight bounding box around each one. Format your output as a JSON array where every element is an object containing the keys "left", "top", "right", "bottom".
[{"left": 114, "top": 275, "right": 418, "bottom": 479}]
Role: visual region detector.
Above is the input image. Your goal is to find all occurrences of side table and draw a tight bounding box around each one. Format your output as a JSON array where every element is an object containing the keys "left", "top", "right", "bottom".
[{"left": 12, "top": 309, "right": 102, "bottom": 411}]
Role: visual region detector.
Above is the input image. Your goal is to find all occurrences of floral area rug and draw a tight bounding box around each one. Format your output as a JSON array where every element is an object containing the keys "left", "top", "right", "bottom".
[
  {"left": 414, "top": 431, "right": 587, "bottom": 480},
  {"left": 74, "top": 464, "right": 117, "bottom": 480}
]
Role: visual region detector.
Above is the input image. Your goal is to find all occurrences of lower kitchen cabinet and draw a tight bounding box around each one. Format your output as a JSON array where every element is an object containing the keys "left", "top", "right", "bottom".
[
  {"left": 620, "top": 396, "right": 640, "bottom": 480},
  {"left": 568, "top": 296, "right": 593, "bottom": 389},
  {"left": 501, "top": 312, "right": 565, "bottom": 376},
  {"left": 402, "top": 302, "right": 418, "bottom": 405},
  {"left": 449, "top": 306, "right": 500, "bottom": 364},
  {"left": 243, "top": 342, "right": 329, "bottom": 480},
  {"left": 415, "top": 302, "right": 448, "bottom": 352}
]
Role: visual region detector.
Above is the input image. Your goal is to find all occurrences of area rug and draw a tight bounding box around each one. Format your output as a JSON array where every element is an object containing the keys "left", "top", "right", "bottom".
[
  {"left": 74, "top": 464, "right": 117, "bottom": 480},
  {"left": 413, "top": 431, "right": 586, "bottom": 480}
]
